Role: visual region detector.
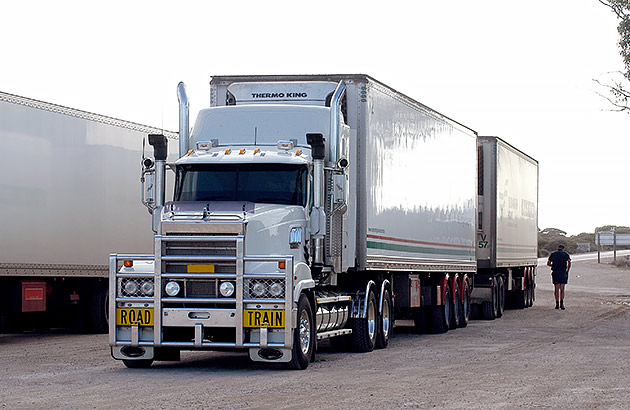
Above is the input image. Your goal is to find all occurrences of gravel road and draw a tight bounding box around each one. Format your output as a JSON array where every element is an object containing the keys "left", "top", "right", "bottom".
[{"left": 2, "top": 257, "right": 629, "bottom": 409}]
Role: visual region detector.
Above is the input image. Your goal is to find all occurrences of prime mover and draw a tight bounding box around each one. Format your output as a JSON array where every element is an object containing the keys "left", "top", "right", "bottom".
[{"left": 109, "top": 74, "right": 538, "bottom": 369}]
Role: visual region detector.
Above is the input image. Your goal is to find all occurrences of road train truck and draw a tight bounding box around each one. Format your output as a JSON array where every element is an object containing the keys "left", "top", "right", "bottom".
[
  {"left": 0, "top": 91, "right": 177, "bottom": 332},
  {"left": 109, "top": 74, "right": 537, "bottom": 369}
]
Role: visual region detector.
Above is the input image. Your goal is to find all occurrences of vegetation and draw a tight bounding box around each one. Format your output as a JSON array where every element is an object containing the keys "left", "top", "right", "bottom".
[
  {"left": 598, "top": 0, "right": 630, "bottom": 111},
  {"left": 538, "top": 225, "right": 630, "bottom": 257}
]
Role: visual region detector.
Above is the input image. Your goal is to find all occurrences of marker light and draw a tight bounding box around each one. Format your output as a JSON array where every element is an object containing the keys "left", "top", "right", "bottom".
[
  {"left": 225, "top": 149, "right": 232, "bottom": 155},
  {"left": 278, "top": 261, "right": 286, "bottom": 270},
  {"left": 197, "top": 142, "right": 211, "bottom": 151},
  {"left": 254, "top": 148, "right": 261, "bottom": 154},
  {"left": 123, "top": 260, "right": 133, "bottom": 268},
  {"left": 295, "top": 149, "right": 303, "bottom": 156},
  {"left": 239, "top": 149, "right": 246, "bottom": 155}
]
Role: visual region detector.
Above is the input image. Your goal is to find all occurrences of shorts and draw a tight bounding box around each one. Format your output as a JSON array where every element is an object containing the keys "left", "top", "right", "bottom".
[{"left": 552, "top": 271, "right": 568, "bottom": 285}]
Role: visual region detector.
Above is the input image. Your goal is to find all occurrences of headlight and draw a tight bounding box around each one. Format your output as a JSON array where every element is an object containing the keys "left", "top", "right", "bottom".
[
  {"left": 124, "top": 280, "right": 138, "bottom": 295},
  {"left": 219, "top": 281, "right": 235, "bottom": 297},
  {"left": 140, "top": 280, "right": 154, "bottom": 296},
  {"left": 251, "top": 282, "right": 266, "bottom": 297},
  {"left": 165, "top": 281, "right": 181, "bottom": 297},
  {"left": 269, "top": 282, "right": 284, "bottom": 297}
]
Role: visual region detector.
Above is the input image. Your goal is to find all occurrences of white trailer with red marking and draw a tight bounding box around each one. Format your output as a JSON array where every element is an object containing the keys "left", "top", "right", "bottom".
[
  {"left": 473, "top": 136, "right": 538, "bottom": 318},
  {"left": 110, "top": 75, "right": 530, "bottom": 369},
  {"left": 0, "top": 91, "right": 177, "bottom": 332}
]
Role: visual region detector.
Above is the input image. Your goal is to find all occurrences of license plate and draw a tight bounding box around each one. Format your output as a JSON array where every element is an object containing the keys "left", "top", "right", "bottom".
[
  {"left": 188, "top": 264, "right": 215, "bottom": 273},
  {"left": 116, "top": 308, "right": 154, "bottom": 326},
  {"left": 243, "top": 310, "right": 285, "bottom": 328}
]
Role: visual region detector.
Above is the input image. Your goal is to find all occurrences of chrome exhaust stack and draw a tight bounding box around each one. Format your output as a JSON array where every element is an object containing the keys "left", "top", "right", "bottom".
[
  {"left": 177, "top": 82, "right": 189, "bottom": 158},
  {"left": 329, "top": 81, "right": 346, "bottom": 164}
]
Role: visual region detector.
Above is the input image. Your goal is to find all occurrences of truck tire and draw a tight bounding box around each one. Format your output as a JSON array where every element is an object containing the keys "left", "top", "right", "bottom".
[
  {"left": 450, "top": 280, "right": 461, "bottom": 329},
  {"left": 287, "top": 294, "right": 314, "bottom": 370},
  {"left": 514, "top": 287, "right": 527, "bottom": 309},
  {"left": 481, "top": 277, "right": 498, "bottom": 320},
  {"left": 430, "top": 282, "right": 451, "bottom": 333},
  {"left": 496, "top": 276, "right": 505, "bottom": 318},
  {"left": 375, "top": 288, "right": 392, "bottom": 349},
  {"left": 123, "top": 359, "right": 153, "bottom": 369},
  {"left": 90, "top": 288, "right": 109, "bottom": 334},
  {"left": 350, "top": 290, "right": 377, "bottom": 352},
  {"left": 458, "top": 279, "right": 470, "bottom": 328}
]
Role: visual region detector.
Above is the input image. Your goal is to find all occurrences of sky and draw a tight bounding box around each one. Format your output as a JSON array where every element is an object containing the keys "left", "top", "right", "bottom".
[{"left": 1, "top": 0, "right": 628, "bottom": 235}]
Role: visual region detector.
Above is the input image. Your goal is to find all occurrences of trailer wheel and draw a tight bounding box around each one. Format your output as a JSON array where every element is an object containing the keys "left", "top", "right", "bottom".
[
  {"left": 90, "top": 288, "right": 109, "bottom": 334},
  {"left": 496, "top": 276, "right": 505, "bottom": 318},
  {"left": 430, "top": 282, "right": 451, "bottom": 333},
  {"left": 459, "top": 279, "right": 470, "bottom": 328},
  {"left": 287, "top": 294, "right": 314, "bottom": 370},
  {"left": 481, "top": 277, "right": 497, "bottom": 320},
  {"left": 375, "top": 288, "right": 392, "bottom": 349},
  {"left": 350, "top": 289, "right": 377, "bottom": 352},
  {"left": 450, "top": 279, "right": 461, "bottom": 329},
  {"left": 122, "top": 359, "right": 153, "bottom": 369}
]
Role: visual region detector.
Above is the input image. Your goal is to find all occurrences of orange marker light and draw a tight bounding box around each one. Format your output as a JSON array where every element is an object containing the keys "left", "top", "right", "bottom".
[
  {"left": 239, "top": 149, "right": 246, "bottom": 155},
  {"left": 254, "top": 148, "right": 261, "bottom": 154},
  {"left": 296, "top": 149, "right": 303, "bottom": 156},
  {"left": 225, "top": 149, "right": 232, "bottom": 155},
  {"left": 278, "top": 261, "right": 286, "bottom": 270},
  {"left": 123, "top": 260, "right": 133, "bottom": 268}
]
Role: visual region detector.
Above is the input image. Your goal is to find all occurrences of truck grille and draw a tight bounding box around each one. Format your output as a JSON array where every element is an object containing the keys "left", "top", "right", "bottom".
[
  {"left": 164, "top": 240, "right": 236, "bottom": 256},
  {"left": 185, "top": 279, "right": 218, "bottom": 298}
]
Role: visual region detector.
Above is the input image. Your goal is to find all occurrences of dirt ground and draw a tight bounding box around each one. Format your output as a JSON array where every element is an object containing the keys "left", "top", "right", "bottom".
[{"left": 1, "top": 257, "right": 629, "bottom": 409}]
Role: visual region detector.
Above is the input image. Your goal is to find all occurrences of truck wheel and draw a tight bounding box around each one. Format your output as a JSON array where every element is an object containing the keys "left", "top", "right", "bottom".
[
  {"left": 375, "top": 288, "right": 392, "bottom": 349},
  {"left": 459, "top": 279, "right": 470, "bottom": 328},
  {"left": 123, "top": 359, "right": 153, "bottom": 369},
  {"left": 450, "top": 280, "right": 461, "bottom": 329},
  {"left": 430, "top": 282, "right": 451, "bottom": 333},
  {"left": 350, "top": 289, "right": 377, "bottom": 352},
  {"left": 287, "top": 294, "right": 314, "bottom": 370},
  {"left": 90, "top": 289, "right": 109, "bottom": 334},
  {"left": 496, "top": 276, "right": 505, "bottom": 318},
  {"left": 481, "top": 278, "right": 497, "bottom": 320}
]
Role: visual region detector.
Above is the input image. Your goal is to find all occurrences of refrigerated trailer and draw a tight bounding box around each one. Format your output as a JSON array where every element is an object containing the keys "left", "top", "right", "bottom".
[
  {"left": 473, "top": 136, "right": 538, "bottom": 318},
  {"left": 0, "top": 91, "right": 177, "bottom": 332},
  {"left": 109, "top": 75, "right": 536, "bottom": 369}
]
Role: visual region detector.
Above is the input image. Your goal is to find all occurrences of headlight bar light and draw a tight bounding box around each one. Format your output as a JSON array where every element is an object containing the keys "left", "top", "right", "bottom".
[
  {"left": 245, "top": 279, "right": 285, "bottom": 299},
  {"left": 119, "top": 277, "right": 155, "bottom": 297}
]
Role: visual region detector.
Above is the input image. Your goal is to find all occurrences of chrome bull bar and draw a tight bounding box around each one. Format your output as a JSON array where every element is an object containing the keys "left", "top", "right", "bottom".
[{"left": 109, "top": 234, "right": 294, "bottom": 351}]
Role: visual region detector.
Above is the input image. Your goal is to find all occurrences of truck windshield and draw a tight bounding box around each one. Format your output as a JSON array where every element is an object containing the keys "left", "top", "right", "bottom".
[{"left": 175, "top": 163, "right": 308, "bottom": 206}]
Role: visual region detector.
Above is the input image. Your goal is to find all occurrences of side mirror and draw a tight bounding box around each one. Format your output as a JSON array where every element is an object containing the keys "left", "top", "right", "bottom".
[{"left": 141, "top": 158, "right": 156, "bottom": 213}]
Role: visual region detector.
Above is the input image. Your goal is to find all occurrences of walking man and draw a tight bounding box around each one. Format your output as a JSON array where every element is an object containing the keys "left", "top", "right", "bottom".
[{"left": 547, "top": 244, "right": 571, "bottom": 310}]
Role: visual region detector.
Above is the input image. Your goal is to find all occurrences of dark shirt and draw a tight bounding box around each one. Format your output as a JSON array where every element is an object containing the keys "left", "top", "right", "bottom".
[{"left": 548, "top": 250, "right": 571, "bottom": 272}]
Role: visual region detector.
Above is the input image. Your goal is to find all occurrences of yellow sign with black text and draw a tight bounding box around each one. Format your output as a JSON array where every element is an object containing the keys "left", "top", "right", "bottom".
[{"left": 243, "top": 309, "right": 284, "bottom": 328}]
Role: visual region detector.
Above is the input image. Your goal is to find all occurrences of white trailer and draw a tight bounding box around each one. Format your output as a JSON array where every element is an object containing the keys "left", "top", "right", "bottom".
[
  {"left": 109, "top": 75, "right": 479, "bottom": 369},
  {"left": 473, "top": 136, "right": 539, "bottom": 318},
  {"left": 0, "top": 91, "right": 177, "bottom": 332}
]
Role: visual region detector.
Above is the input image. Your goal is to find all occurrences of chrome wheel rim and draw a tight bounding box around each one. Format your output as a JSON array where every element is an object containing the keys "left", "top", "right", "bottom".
[
  {"left": 382, "top": 297, "right": 391, "bottom": 338},
  {"left": 367, "top": 299, "right": 376, "bottom": 341},
  {"left": 298, "top": 309, "right": 311, "bottom": 355}
]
